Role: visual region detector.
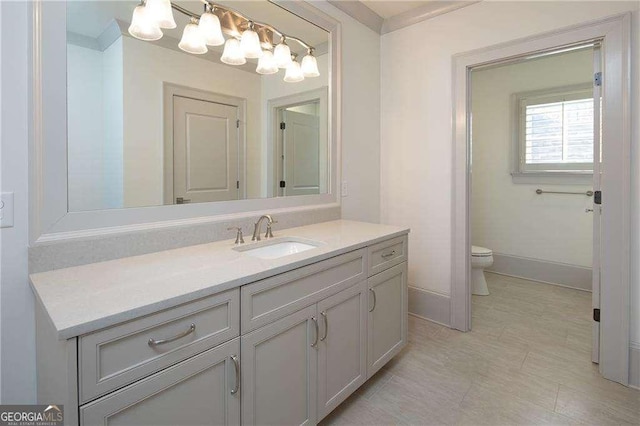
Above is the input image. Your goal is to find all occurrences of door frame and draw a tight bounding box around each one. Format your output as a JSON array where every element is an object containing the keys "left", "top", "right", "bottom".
[
  {"left": 451, "top": 14, "right": 631, "bottom": 385},
  {"left": 163, "top": 83, "right": 246, "bottom": 204},
  {"left": 266, "top": 87, "right": 329, "bottom": 197}
]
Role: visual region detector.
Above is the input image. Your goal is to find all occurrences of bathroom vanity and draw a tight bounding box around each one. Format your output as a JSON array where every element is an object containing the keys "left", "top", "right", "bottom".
[{"left": 31, "top": 220, "right": 409, "bottom": 426}]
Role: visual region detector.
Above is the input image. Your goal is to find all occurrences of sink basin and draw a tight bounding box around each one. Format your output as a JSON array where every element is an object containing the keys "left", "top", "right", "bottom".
[{"left": 233, "top": 237, "right": 322, "bottom": 259}]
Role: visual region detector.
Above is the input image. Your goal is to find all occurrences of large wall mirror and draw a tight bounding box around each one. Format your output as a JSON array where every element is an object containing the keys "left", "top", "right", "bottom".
[
  {"left": 31, "top": 0, "right": 339, "bottom": 241},
  {"left": 66, "top": 0, "right": 330, "bottom": 211}
]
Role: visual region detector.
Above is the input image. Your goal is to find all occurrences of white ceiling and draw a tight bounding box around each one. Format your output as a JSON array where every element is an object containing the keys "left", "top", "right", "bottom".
[
  {"left": 66, "top": 0, "right": 328, "bottom": 47},
  {"left": 360, "top": 1, "right": 433, "bottom": 19}
]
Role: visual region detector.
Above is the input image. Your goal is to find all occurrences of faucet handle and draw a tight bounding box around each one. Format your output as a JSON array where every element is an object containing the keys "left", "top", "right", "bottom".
[
  {"left": 227, "top": 227, "right": 245, "bottom": 244},
  {"left": 265, "top": 222, "right": 276, "bottom": 239}
]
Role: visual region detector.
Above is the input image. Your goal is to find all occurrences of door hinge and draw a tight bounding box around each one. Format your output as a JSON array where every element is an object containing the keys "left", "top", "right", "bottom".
[
  {"left": 236, "top": 119, "right": 240, "bottom": 128},
  {"left": 279, "top": 180, "right": 286, "bottom": 188},
  {"left": 594, "top": 72, "right": 602, "bottom": 87},
  {"left": 280, "top": 122, "right": 286, "bottom": 130},
  {"left": 593, "top": 308, "right": 600, "bottom": 322},
  {"left": 594, "top": 190, "right": 602, "bottom": 205},
  {"left": 236, "top": 181, "right": 240, "bottom": 189}
]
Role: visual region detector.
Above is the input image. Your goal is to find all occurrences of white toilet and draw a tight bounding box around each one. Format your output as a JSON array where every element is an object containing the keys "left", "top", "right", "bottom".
[{"left": 471, "top": 245, "right": 493, "bottom": 296}]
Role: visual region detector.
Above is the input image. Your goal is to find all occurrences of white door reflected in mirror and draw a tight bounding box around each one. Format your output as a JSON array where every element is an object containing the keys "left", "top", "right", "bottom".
[
  {"left": 172, "top": 96, "right": 240, "bottom": 204},
  {"left": 278, "top": 104, "right": 321, "bottom": 197}
]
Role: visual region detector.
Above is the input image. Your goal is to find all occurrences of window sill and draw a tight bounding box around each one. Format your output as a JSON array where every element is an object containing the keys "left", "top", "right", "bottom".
[{"left": 511, "top": 171, "right": 593, "bottom": 185}]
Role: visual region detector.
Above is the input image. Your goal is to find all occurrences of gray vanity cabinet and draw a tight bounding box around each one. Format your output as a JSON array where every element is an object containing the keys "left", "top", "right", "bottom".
[
  {"left": 80, "top": 337, "right": 241, "bottom": 426},
  {"left": 241, "top": 304, "right": 318, "bottom": 426},
  {"left": 241, "top": 281, "right": 369, "bottom": 426},
  {"left": 367, "top": 262, "right": 408, "bottom": 377},
  {"left": 36, "top": 232, "right": 409, "bottom": 426},
  {"left": 316, "top": 281, "right": 368, "bottom": 420}
]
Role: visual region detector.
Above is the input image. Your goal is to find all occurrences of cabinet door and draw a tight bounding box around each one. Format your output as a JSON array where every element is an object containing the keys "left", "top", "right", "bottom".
[
  {"left": 241, "top": 304, "right": 318, "bottom": 426},
  {"left": 80, "top": 338, "right": 240, "bottom": 426},
  {"left": 367, "top": 262, "right": 408, "bottom": 377},
  {"left": 317, "top": 282, "right": 367, "bottom": 421}
]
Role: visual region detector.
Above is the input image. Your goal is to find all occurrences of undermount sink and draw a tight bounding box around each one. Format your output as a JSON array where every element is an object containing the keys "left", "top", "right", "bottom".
[{"left": 233, "top": 237, "right": 322, "bottom": 259}]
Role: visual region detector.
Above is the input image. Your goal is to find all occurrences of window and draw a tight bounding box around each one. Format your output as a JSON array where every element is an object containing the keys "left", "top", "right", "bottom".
[{"left": 514, "top": 84, "right": 594, "bottom": 177}]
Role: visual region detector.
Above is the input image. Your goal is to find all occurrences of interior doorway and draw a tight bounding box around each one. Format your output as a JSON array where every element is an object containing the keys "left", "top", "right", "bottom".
[
  {"left": 267, "top": 87, "right": 328, "bottom": 198},
  {"left": 468, "top": 43, "right": 600, "bottom": 363},
  {"left": 451, "top": 15, "right": 631, "bottom": 385},
  {"left": 276, "top": 102, "right": 321, "bottom": 197}
]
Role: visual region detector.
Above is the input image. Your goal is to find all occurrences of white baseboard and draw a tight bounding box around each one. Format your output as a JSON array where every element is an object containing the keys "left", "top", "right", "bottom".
[
  {"left": 408, "top": 286, "right": 451, "bottom": 327},
  {"left": 488, "top": 253, "right": 592, "bottom": 291},
  {"left": 630, "top": 342, "right": 640, "bottom": 389}
]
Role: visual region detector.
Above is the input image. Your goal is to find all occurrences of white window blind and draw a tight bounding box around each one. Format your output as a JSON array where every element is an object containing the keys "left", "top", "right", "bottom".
[
  {"left": 513, "top": 85, "right": 595, "bottom": 178},
  {"left": 525, "top": 98, "right": 594, "bottom": 165}
]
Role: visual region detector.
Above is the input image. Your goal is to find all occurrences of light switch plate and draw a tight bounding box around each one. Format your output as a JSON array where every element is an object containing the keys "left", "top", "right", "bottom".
[
  {"left": 0, "top": 192, "right": 14, "bottom": 228},
  {"left": 341, "top": 181, "right": 348, "bottom": 197}
]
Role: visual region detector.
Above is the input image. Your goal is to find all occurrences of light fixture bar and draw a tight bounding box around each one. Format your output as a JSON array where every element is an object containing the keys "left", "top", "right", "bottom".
[{"left": 169, "top": 1, "right": 313, "bottom": 51}]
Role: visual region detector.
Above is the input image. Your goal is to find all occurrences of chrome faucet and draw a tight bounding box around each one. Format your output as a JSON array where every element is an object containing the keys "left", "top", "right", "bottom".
[{"left": 252, "top": 215, "right": 277, "bottom": 241}]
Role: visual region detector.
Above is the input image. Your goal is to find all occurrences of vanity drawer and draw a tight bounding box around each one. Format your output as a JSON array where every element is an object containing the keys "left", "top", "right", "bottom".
[
  {"left": 241, "top": 249, "right": 367, "bottom": 333},
  {"left": 368, "top": 235, "right": 408, "bottom": 276},
  {"left": 79, "top": 288, "right": 239, "bottom": 403}
]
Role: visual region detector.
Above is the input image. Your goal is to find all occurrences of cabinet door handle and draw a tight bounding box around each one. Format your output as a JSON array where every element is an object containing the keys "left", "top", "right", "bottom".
[
  {"left": 381, "top": 250, "right": 396, "bottom": 258},
  {"left": 369, "top": 289, "right": 377, "bottom": 312},
  {"left": 230, "top": 355, "right": 240, "bottom": 395},
  {"left": 320, "top": 311, "right": 328, "bottom": 341},
  {"left": 311, "top": 317, "right": 319, "bottom": 348},
  {"left": 148, "top": 323, "right": 195, "bottom": 347}
]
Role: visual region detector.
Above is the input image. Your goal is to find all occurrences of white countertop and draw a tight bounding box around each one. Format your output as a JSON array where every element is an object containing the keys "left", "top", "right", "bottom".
[{"left": 30, "top": 220, "right": 409, "bottom": 340}]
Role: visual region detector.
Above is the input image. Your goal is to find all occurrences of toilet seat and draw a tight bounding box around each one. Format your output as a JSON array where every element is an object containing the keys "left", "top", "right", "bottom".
[
  {"left": 472, "top": 245, "right": 492, "bottom": 257},
  {"left": 471, "top": 246, "right": 493, "bottom": 296}
]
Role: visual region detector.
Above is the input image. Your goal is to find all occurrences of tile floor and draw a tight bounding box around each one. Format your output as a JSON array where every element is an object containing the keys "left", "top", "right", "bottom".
[{"left": 320, "top": 272, "right": 640, "bottom": 425}]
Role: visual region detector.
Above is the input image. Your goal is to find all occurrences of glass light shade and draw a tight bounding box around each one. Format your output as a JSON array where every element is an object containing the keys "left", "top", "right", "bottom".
[
  {"left": 273, "top": 42, "right": 292, "bottom": 68},
  {"left": 128, "top": 5, "right": 163, "bottom": 41},
  {"left": 221, "top": 38, "right": 246, "bottom": 65},
  {"left": 240, "top": 28, "right": 263, "bottom": 59},
  {"left": 145, "top": 0, "right": 176, "bottom": 29},
  {"left": 284, "top": 60, "right": 304, "bottom": 83},
  {"left": 256, "top": 50, "right": 278, "bottom": 75},
  {"left": 199, "top": 11, "right": 224, "bottom": 46},
  {"left": 301, "top": 53, "right": 320, "bottom": 77},
  {"left": 178, "top": 22, "right": 207, "bottom": 55}
]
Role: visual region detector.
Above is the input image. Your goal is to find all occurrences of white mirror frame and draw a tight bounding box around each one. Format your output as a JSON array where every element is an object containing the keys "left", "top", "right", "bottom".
[{"left": 29, "top": 0, "right": 341, "bottom": 245}]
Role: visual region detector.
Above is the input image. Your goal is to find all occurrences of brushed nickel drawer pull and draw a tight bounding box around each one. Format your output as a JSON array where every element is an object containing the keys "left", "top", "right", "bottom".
[
  {"left": 381, "top": 250, "right": 396, "bottom": 258},
  {"left": 230, "top": 355, "right": 240, "bottom": 395},
  {"left": 320, "top": 311, "right": 328, "bottom": 341},
  {"left": 148, "top": 323, "right": 196, "bottom": 347},
  {"left": 369, "top": 289, "right": 377, "bottom": 312},
  {"left": 311, "top": 317, "right": 319, "bottom": 348}
]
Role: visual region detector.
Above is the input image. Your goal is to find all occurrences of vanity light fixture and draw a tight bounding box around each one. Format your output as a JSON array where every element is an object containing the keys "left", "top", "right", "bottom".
[
  {"left": 256, "top": 50, "right": 279, "bottom": 75},
  {"left": 240, "top": 22, "right": 263, "bottom": 59},
  {"left": 301, "top": 48, "right": 320, "bottom": 78},
  {"left": 274, "top": 37, "right": 293, "bottom": 69},
  {"left": 128, "top": 3, "right": 163, "bottom": 41},
  {"left": 178, "top": 18, "right": 208, "bottom": 55},
  {"left": 128, "top": 0, "right": 319, "bottom": 82},
  {"left": 284, "top": 55, "right": 304, "bottom": 83},
  {"left": 145, "top": 0, "right": 176, "bottom": 29},
  {"left": 221, "top": 38, "right": 246, "bottom": 65},
  {"left": 198, "top": 6, "right": 224, "bottom": 46}
]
